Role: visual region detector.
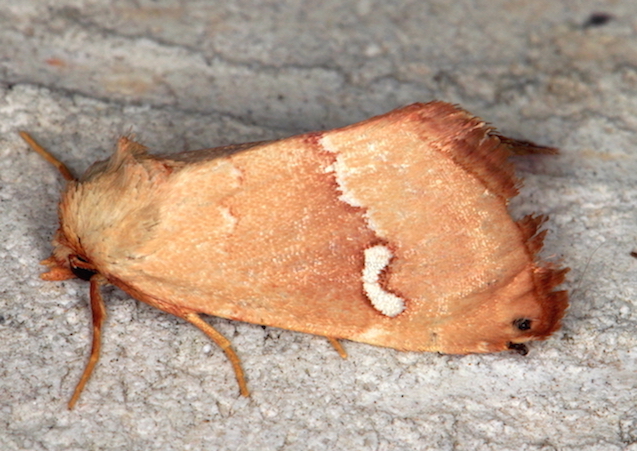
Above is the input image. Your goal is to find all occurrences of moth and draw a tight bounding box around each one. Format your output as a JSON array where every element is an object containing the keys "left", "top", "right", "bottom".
[{"left": 21, "top": 101, "right": 568, "bottom": 408}]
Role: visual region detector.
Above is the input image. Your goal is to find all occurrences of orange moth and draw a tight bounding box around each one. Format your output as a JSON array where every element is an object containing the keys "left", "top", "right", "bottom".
[{"left": 21, "top": 101, "right": 568, "bottom": 408}]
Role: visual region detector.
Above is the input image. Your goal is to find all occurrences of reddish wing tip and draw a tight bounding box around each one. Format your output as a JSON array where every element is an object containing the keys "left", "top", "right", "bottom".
[
  {"left": 515, "top": 214, "right": 569, "bottom": 341},
  {"left": 497, "top": 135, "right": 558, "bottom": 155}
]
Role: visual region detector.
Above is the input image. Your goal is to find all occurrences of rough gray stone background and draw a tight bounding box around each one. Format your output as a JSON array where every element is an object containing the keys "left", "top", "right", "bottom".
[{"left": 1, "top": 1, "right": 636, "bottom": 450}]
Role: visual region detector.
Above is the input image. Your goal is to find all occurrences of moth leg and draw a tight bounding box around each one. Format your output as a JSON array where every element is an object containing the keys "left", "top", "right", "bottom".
[
  {"left": 181, "top": 312, "right": 250, "bottom": 397},
  {"left": 327, "top": 337, "right": 348, "bottom": 359},
  {"left": 68, "top": 275, "right": 107, "bottom": 409},
  {"left": 18, "top": 131, "right": 75, "bottom": 181}
]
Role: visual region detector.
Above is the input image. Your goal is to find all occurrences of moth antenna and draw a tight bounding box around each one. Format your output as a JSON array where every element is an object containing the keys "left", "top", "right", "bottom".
[
  {"left": 18, "top": 131, "right": 76, "bottom": 182},
  {"left": 327, "top": 337, "right": 348, "bottom": 359},
  {"left": 68, "top": 275, "right": 107, "bottom": 409},
  {"left": 181, "top": 311, "right": 250, "bottom": 397}
]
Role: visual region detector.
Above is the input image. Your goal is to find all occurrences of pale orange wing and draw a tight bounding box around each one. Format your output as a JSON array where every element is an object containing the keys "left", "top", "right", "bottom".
[{"left": 67, "top": 102, "right": 566, "bottom": 354}]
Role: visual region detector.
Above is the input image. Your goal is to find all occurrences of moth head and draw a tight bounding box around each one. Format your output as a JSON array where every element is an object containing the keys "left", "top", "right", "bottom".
[
  {"left": 40, "top": 137, "right": 166, "bottom": 285},
  {"left": 39, "top": 225, "right": 99, "bottom": 282},
  {"left": 68, "top": 254, "right": 98, "bottom": 281}
]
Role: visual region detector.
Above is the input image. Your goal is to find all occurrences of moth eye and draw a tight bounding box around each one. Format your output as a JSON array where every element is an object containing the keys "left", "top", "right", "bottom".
[
  {"left": 70, "top": 265, "right": 97, "bottom": 281},
  {"left": 69, "top": 255, "right": 97, "bottom": 281},
  {"left": 513, "top": 318, "right": 532, "bottom": 331},
  {"left": 507, "top": 342, "right": 529, "bottom": 356}
]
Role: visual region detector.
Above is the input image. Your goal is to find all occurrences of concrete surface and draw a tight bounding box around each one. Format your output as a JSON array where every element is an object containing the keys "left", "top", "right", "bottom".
[{"left": 1, "top": 1, "right": 636, "bottom": 450}]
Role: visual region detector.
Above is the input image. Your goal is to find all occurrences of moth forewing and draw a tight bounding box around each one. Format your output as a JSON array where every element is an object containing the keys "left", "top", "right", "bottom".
[{"left": 21, "top": 101, "right": 568, "bottom": 408}]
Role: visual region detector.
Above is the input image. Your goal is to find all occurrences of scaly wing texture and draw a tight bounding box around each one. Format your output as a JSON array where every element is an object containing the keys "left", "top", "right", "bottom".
[{"left": 67, "top": 102, "right": 567, "bottom": 354}]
